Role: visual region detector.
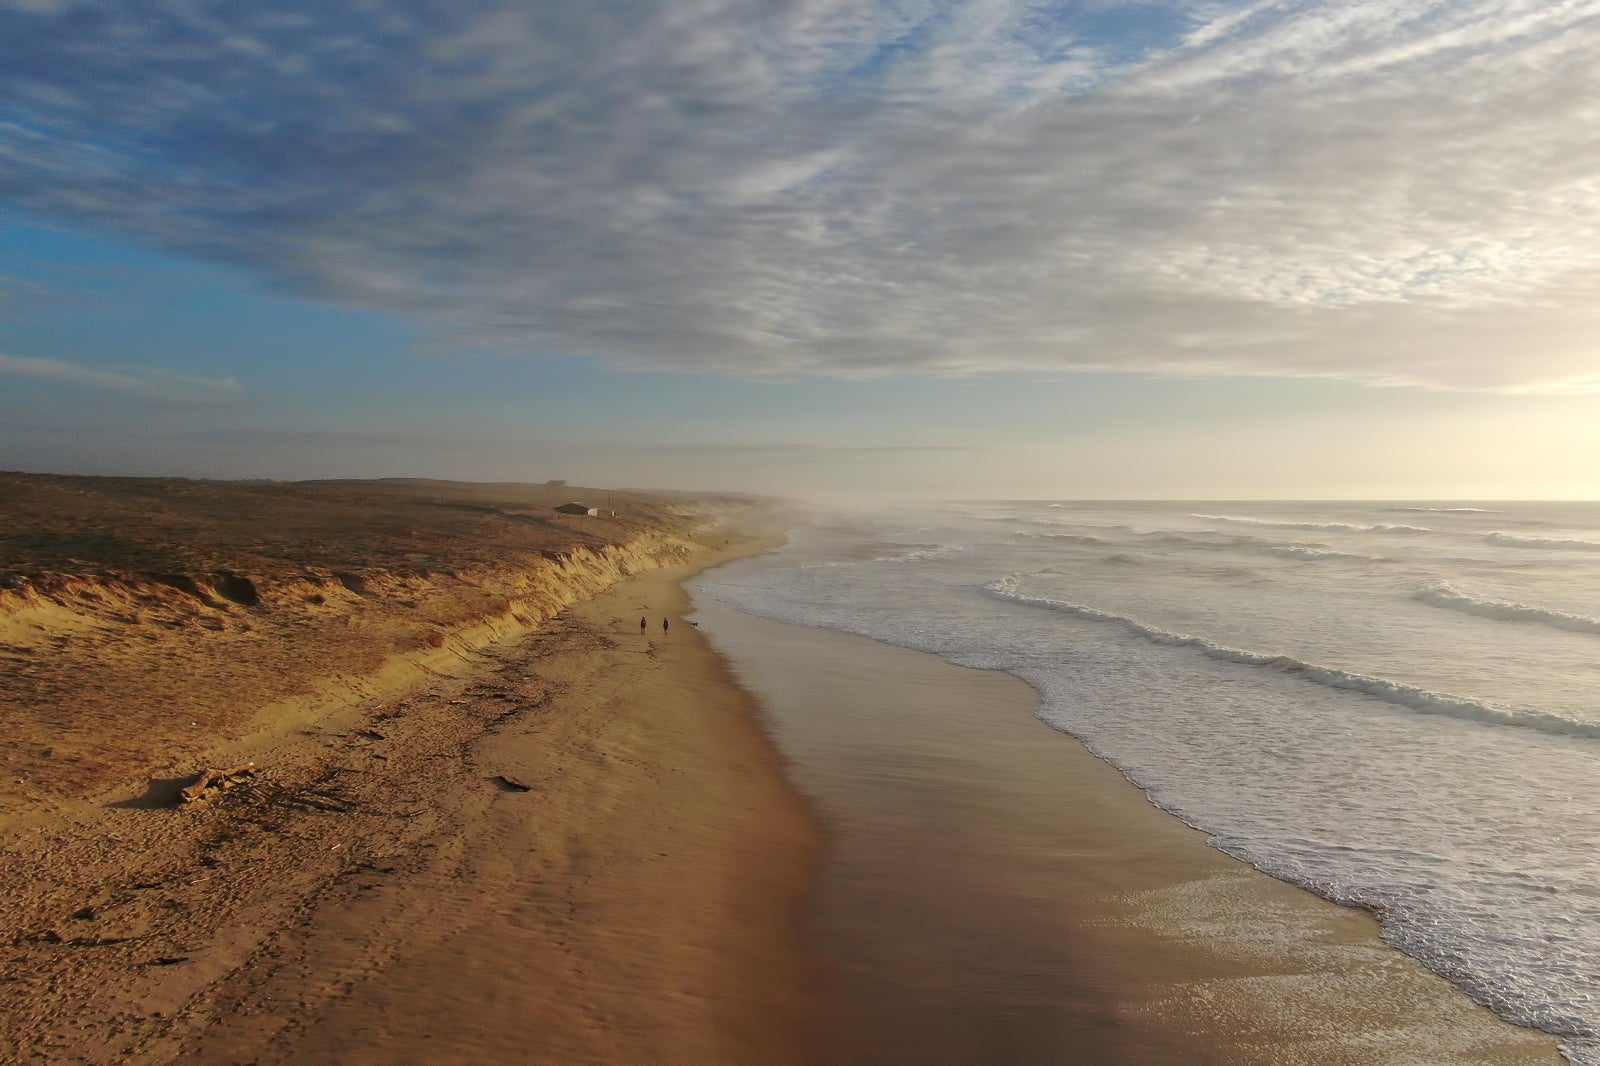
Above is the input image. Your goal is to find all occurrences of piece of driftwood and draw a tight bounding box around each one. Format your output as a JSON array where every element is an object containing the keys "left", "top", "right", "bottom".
[{"left": 178, "top": 762, "right": 258, "bottom": 804}]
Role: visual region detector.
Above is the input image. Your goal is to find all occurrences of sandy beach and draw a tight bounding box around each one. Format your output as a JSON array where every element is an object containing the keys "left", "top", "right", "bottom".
[
  {"left": 1, "top": 541, "right": 822, "bottom": 1063},
  {"left": 0, "top": 473, "right": 1566, "bottom": 1063},
  {"left": 180, "top": 550, "right": 823, "bottom": 1064},
  {"left": 0, "top": 476, "right": 819, "bottom": 1063},
  {"left": 693, "top": 595, "right": 1565, "bottom": 1065}
]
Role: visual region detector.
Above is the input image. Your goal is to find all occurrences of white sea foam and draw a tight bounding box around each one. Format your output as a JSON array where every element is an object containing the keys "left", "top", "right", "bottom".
[
  {"left": 1414, "top": 584, "right": 1600, "bottom": 635},
  {"left": 985, "top": 574, "right": 1600, "bottom": 742},
  {"left": 1193, "top": 514, "right": 1433, "bottom": 534},
  {"left": 1487, "top": 532, "right": 1600, "bottom": 552}
]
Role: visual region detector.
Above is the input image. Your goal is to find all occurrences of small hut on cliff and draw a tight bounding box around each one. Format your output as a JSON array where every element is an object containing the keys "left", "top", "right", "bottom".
[{"left": 553, "top": 502, "right": 599, "bottom": 516}]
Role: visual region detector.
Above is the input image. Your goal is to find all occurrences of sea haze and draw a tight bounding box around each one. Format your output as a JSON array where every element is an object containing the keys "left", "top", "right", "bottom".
[{"left": 696, "top": 501, "right": 1600, "bottom": 1064}]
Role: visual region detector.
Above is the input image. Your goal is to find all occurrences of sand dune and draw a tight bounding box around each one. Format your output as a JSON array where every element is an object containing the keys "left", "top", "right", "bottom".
[{"left": 0, "top": 473, "right": 750, "bottom": 813}]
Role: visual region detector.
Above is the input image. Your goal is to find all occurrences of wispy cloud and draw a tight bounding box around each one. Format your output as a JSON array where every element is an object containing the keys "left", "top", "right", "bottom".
[
  {"left": 2, "top": 0, "right": 1598, "bottom": 391},
  {"left": 0, "top": 352, "right": 243, "bottom": 398}
]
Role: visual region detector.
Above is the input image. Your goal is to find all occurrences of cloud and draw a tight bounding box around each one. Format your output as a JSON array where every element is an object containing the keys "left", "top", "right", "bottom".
[
  {"left": 2, "top": 0, "right": 1599, "bottom": 390},
  {"left": 0, "top": 352, "right": 243, "bottom": 398}
]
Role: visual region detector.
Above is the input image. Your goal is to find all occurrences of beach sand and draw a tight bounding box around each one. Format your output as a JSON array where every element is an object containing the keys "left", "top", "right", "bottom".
[
  {"left": 0, "top": 520, "right": 821, "bottom": 1063},
  {"left": 692, "top": 595, "right": 1565, "bottom": 1065},
  {"left": 181, "top": 550, "right": 823, "bottom": 1064}
]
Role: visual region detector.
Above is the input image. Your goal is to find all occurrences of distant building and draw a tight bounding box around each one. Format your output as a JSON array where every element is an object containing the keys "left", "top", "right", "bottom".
[
  {"left": 554, "top": 502, "right": 599, "bottom": 516},
  {"left": 545, "top": 479, "right": 567, "bottom": 487}
]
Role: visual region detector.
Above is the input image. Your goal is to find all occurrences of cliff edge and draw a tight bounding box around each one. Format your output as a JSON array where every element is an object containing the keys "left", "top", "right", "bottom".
[{"left": 0, "top": 472, "right": 781, "bottom": 822}]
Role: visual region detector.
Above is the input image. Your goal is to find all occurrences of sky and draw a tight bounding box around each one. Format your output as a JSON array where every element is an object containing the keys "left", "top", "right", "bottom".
[{"left": 3, "top": 0, "right": 1600, "bottom": 501}]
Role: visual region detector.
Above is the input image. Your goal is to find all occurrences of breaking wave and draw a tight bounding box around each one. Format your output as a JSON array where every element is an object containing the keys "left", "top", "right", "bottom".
[
  {"left": 1193, "top": 514, "right": 1432, "bottom": 534},
  {"left": 1414, "top": 584, "right": 1600, "bottom": 636},
  {"left": 1387, "top": 507, "right": 1496, "bottom": 514},
  {"left": 1015, "top": 532, "right": 1111, "bottom": 546},
  {"left": 1267, "top": 545, "right": 1380, "bottom": 561},
  {"left": 1136, "top": 530, "right": 1239, "bottom": 546},
  {"left": 1487, "top": 533, "right": 1600, "bottom": 552},
  {"left": 984, "top": 575, "right": 1600, "bottom": 742}
]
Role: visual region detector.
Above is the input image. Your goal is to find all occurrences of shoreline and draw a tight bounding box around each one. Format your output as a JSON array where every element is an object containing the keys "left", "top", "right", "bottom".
[
  {"left": 1, "top": 511, "right": 1568, "bottom": 1062},
  {"left": 691, "top": 591, "right": 1566, "bottom": 1063}
]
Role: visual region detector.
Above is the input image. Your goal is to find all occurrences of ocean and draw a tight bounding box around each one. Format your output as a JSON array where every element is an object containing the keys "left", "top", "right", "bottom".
[{"left": 694, "top": 501, "right": 1600, "bottom": 1063}]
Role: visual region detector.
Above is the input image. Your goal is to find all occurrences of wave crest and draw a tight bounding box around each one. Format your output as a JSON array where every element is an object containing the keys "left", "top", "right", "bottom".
[
  {"left": 1266, "top": 544, "right": 1379, "bottom": 561},
  {"left": 1015, "top": 532, "right": 1111, "bottom": 546},
  {"left": 1487, "top": 532, "right": 1600, "bottom": 552},
  {"left": 1193, "top": 514, "right": 1432, "bottom": 534},
  {"left": 1387, "top": 507, "right": 1496, "bottom": 514},
  {"left": 1414, "top": 584, "right": 1600, "bottom": 636},
  {"left": 1125, "top": 529, "right": 1385, "bottom": 563},
  {"left": 984, "top": 575, "right": 1600, "bottom": 742}
]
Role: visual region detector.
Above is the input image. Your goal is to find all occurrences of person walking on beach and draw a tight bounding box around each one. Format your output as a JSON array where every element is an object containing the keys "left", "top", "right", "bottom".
[
  {"left": 640, "top": 616, "right": 647, "bottom": 633},
  {"left": 662, "top": 617, "right": 669, "bottom": 634}
]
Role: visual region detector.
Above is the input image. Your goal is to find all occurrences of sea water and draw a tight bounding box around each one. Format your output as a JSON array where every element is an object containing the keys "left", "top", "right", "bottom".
[{"left": 694, "top": 501, "right": 1600, "bottom": 1063}]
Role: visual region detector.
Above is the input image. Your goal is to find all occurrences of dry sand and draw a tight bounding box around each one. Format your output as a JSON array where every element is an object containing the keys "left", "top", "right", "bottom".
[
  {"left": 693, "top": 596, "right": 1566, "bottom": 1065},
  {"left": 182, "top": 551, "right": 823, "bottom": 1064},
  {"left": 0, "top": 543, "right": 820, "bottom": 1064}
]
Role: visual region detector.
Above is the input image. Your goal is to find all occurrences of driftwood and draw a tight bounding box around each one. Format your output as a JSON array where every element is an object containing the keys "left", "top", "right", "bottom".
[{"left": 177, "top": 762, "right": 258, "bottom": 804}]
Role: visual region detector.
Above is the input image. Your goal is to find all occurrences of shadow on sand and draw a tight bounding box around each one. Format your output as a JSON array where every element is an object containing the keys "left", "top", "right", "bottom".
[{"left": 109, "top": 776, "right": 192, "bottom": 809}]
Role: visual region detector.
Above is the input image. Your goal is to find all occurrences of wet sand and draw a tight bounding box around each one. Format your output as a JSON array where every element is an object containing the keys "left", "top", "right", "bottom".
[{"left": 691, "top": 595, "right": 1564, "bottom": 1064}]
